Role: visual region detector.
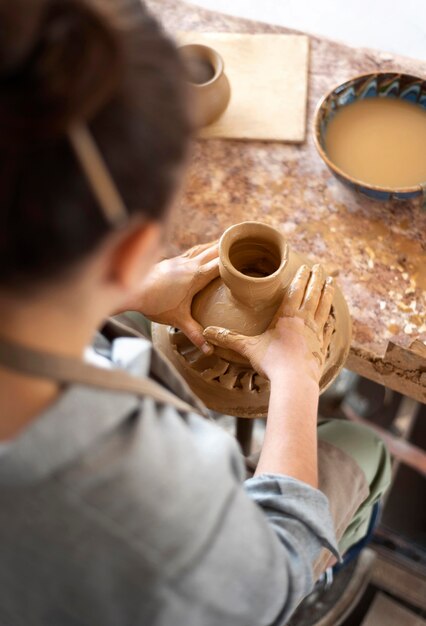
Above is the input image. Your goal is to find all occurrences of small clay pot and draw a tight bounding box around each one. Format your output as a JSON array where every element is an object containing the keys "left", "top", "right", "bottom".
[
  {"left": 180, "top": 43, "right": 231, "bottom": 128},
  {"left": 192, "top": 222, "right": 292, "bottom": 364},
  {"left": 152, "top": 221, "right": 352, "bottom": 418}
]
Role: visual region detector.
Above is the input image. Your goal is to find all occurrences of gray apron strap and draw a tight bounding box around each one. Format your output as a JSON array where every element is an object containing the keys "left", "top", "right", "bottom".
[{"left": 0, "top": 337, "right": 202, "bottom": 416}]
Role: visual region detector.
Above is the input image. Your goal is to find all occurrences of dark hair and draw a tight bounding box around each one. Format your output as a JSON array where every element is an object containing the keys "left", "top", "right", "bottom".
[{"left": 0, "top": 0, "right": 191, "bottom": 290}]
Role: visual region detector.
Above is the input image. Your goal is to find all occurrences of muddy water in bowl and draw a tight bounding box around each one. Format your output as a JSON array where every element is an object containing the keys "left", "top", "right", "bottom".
[{"left": 324, "top": 97, "right": 426, "bottom": 188}]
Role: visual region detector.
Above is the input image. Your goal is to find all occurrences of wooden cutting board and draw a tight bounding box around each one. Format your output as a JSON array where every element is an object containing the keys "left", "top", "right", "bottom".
[{"left": 178, "top": 32, "right": 310, "bottom": 142}]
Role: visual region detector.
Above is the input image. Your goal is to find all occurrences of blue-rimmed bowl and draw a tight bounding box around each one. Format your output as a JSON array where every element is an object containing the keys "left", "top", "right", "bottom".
[{"left": 313, "top": 72, "right": 426, "bottom": 202}]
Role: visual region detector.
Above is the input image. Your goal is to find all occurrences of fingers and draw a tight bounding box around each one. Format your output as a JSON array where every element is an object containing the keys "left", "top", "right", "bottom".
[
  {"left": 180, "top": 317, "right": 214, "bottom": 355},
  {"left": 286, "top": 264, "right": 311, "bottom": 311},
  {"left": 195, "top": 257, "right": 220, "bottom": 288},
  {"left": 302, "top": 264, "right": 325, "bottom": 314},
  {"left": 315, "top": 276, "right": 335, "bottom": 327},
  {"left": 203, "top": 326, "right": 248, "bottom": 356},
  {"left": 196, "top": 241, "right": 219, "bottom": 264},
  {"left": 269, "top": 263, "right": 335, "bottom": 333},
  {"left": 182, "top": 242, "right": 210, "bottom": 258},
  {"left": 270, "top": 265, "right": 310, "bottom": 326},
  {"left": 183, "top": 240, "right": 219, "bottom": 260}
]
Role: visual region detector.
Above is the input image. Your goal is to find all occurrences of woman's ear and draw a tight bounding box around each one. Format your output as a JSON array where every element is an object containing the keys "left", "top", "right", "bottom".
[{"left": 109, "top": 221, "right": 163, "bottom": 291}]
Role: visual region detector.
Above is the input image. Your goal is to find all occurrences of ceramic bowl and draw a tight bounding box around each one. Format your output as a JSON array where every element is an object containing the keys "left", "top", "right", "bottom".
[{"left": 313, "top": 72, "right": 426, "bottom": 201}]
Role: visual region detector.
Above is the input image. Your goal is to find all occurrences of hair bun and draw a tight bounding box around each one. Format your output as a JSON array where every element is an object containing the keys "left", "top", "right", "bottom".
[{"left": 0, "top": 0, "right": 122, "bottom": 142}]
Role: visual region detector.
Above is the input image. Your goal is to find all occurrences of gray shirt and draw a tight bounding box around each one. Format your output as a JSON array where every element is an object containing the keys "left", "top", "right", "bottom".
[{"left": 0, "top": 335, "right": 338, "bottom": 626}]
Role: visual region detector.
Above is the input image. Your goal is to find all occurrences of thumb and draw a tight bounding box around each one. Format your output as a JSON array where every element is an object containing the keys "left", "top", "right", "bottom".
[
  {"left": 180, "top": 316, "right": 214, "bottom": 355},
  {"left": 203, "top": 326, "right": 248, "bottom": 356}
]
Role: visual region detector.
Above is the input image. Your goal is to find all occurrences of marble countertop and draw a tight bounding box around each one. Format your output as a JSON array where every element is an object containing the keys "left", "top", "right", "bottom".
[{"left": 147, "top": 0, "right": 426, "bottom": 402}]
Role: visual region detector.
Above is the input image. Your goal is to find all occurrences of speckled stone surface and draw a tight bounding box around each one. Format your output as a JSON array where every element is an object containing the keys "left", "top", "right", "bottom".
[{"left": 146, "top": 0, "right": 426, "bottom": 401}]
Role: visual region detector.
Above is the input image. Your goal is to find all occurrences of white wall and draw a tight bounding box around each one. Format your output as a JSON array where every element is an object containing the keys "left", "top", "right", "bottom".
[{"left": 189, "top": 0, "right": 426, "bottom": 61}]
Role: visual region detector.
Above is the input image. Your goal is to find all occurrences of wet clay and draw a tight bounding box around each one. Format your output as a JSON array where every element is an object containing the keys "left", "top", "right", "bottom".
[
  {"left": 204, "top": 313, "right": 335, "bottom": 386},
  {"left": 192, "top": 223, "right": 290, "bottom": 363},
  {"left": 325, "top": 97, "right": 426, "bottom": 188},
  {"left": 152, "top": 221, "right": 352, "bottom": 418}
]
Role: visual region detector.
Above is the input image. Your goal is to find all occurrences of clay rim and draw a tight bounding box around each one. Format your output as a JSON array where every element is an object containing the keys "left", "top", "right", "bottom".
[
  {"left": 179, "top": 43, "right": 225, "bottom": 88},
  {"left": 219, "top": 221, "right": 289, "bottom": 284},
  {"left": 312, "top": 71, "right": 426, "bottom": 194}
]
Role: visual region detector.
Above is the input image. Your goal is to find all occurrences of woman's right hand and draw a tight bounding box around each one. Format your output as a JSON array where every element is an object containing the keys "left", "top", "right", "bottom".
[{"left": 203, "top": 264, "right": 335, "bottom": 386}]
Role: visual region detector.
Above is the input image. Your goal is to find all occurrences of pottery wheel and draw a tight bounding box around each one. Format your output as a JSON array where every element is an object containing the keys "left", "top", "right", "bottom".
[
  {"left": 152, "top": 253, "right": 351, "bottom": 418},
  {"left": 152, "top": 235, "right": 351, "bottom": 417}
]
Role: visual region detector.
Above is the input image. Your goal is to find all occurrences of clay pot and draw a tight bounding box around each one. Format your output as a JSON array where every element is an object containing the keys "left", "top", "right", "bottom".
[
  {"left": 152, "top": 221, "right": 352, "bottom": 418},
  {"left": 180, "top": 43, "right": 231, "bottom": 128},
  {"left": 192, "top": 222, "right": 292, "bottom": 364}
]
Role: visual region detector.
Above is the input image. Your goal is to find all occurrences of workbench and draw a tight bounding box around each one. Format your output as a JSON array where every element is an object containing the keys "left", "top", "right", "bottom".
[{"left": 146, "top": 0, "right": 426, "bottom": 404}]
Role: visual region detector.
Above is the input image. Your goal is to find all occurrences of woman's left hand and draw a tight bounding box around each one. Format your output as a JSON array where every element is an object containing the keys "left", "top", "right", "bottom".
[{"left": 124, "top": 241, "right": 219, "bottom": 354}]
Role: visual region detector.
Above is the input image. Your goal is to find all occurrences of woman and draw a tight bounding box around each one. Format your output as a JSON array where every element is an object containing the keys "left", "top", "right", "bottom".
[{"left": 0, "top": 0, "right": 390, "bottom": 624}]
